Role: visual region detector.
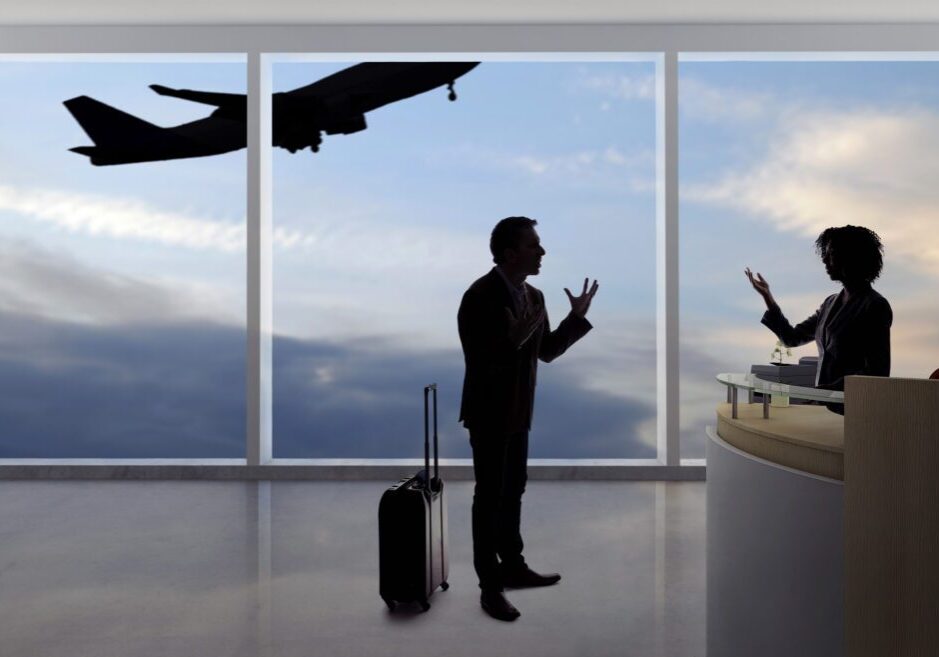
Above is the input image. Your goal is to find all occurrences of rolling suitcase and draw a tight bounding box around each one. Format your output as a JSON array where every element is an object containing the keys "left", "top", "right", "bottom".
[{"left": 378, "top": 383, "right": 449, "bottom": 612}]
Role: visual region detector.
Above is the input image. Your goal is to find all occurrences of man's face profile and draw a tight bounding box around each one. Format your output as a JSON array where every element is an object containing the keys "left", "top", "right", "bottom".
[{"left": 505, "top": 227, "right": 546, "bottom": 276}]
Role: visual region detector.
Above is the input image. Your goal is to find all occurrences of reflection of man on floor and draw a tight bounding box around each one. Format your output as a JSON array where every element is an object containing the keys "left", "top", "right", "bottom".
[{"left": 457, "top": 216, "right": 598, "bottom": 622}]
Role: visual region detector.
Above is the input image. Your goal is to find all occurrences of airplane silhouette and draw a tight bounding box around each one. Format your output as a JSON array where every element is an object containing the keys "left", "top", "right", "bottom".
[{"left": 64, "top": 62, "right": 479, "bottom": 166}]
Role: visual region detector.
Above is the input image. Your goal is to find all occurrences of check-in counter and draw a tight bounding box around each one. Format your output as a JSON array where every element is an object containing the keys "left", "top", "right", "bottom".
[{"left": 708, "top": 374, "right": 939, "bottom": 657}]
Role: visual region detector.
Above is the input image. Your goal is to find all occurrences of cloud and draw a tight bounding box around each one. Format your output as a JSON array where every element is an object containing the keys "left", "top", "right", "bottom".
[
  {"left": 577, "top": 72, "right": 769, "bottom": 123},
  {"left": 0, "top": 310, "right": 246, "bottom": 458},
  {"left": 677, "top": 288, "right": 939, "bottom": 459},
  {"left": 274, "top": 214, "right": 482, "bottom": 276},
  {"left": 0, "top": 308, "right": 656, "bottom": 459},
  {"left": 451, "top": 142, "right": 655, "bottom": 193},
  {"left": 0, "top": 237, "right": 239, "bottom": 326},
  {"left": 510, "top": 148, "right": 640, "bottom": 177},
  {"left": 878, "top": 292, "right": 939, "bottom": 377},
  {"left": 274, "top": 332, "right": 656, "bottom": 459},
  {"left": 677, "top": 341, "right": 735, "bottom": 459},
  {"left": 577, "top": 72, "right": 655, "bottom": 102},
  {"left": 679, "top": 77, "right": 771, "bottom": 123},
  {"left": 686, "top": 108, "right": 939, "bottom": 278},
  {"left": 0, "top": 180, "right": 487, "bottom": 285},
  {"left": 0, "top": 183, "right": 245, "bottom": 252}
]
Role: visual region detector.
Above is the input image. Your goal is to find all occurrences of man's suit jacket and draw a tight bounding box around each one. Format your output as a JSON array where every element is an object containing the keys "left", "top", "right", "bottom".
[
  {"left": 761, "top": 284, "right": 892, "bottom": 391},
  {"left": 458, "top": 268, "right": 592, "bottom": 434}
]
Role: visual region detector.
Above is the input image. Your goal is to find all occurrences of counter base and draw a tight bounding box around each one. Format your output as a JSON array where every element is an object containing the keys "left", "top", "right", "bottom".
[{"left": 707, "top": 426, "right": 843, "bottom": 657}]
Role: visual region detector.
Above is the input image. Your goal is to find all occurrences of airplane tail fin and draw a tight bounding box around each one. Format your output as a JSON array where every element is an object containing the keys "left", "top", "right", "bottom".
[{"left": 63, "top": 95, "right": 163, "bottom": 147}]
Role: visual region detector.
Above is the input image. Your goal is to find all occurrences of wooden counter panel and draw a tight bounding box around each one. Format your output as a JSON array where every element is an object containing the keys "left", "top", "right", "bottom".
[
  {"left": 716, "top": 402, "right": 845, "bottom": 481},
  {"left": 844, "top": 377, "right": 939, "bottom": 657}
]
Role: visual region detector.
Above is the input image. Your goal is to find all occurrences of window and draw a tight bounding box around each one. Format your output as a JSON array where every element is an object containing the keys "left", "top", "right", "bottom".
[
  {"left": 679, "top": 56, "right": 939, "bottom": 457},
  {"left": 0, "top": 57, "right": 246, "bottom": 457},
  {"left": 5, "top": 27, "right": 933, "bottom": 469},
  {"left": 270, "top": 57, "right": 658, "bottom": 458}
]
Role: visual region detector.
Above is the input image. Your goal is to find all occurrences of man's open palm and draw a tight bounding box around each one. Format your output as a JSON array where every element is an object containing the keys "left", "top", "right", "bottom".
[{"left": 565, "top": 278, "right": 599, "bottom": 318}]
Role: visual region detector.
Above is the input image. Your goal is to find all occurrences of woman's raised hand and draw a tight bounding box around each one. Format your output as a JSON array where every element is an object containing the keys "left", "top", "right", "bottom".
[{"left": 745, "top": 267, "right": 776, "bottom": 308}]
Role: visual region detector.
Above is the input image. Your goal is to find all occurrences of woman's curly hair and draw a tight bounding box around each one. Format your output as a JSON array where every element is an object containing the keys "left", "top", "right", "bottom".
[{"left": 815, "top": 225, "right": 884, "bottom": 283}]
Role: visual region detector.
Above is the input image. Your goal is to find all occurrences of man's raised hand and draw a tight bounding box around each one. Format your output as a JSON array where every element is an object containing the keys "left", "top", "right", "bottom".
[{"left": 565, "top": 278, "right": 599, "bottom": 319}]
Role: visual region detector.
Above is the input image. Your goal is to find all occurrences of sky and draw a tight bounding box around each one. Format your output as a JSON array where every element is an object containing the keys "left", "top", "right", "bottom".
[
  {"left": 679, "top": 60, "right": 939, "bottom": 456},
  {"left": 1, "top": 57, "right": 937, "bottom": 459},
  {"left": 0, "top": 58, "right": 657, "bottom": 458}
]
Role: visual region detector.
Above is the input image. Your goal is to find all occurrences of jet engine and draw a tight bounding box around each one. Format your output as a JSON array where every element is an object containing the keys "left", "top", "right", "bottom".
[{"left": 323, "top": 114, "right": 367, "bottom": 136}]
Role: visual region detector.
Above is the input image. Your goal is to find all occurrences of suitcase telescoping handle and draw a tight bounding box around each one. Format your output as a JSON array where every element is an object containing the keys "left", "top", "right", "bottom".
[{"left": 423, "top": 384, "right": 439, "bottom": 492}]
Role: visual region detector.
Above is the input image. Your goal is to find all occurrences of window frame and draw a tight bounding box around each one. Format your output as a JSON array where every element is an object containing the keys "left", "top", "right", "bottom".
[{"left": 3, "top": 23, "right": 935, "bottom": 478}]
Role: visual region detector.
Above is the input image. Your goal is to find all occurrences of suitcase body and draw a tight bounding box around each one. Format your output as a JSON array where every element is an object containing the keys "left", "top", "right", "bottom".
[{"left": 378, "top": 384, "right": 449, "bottom": 611}]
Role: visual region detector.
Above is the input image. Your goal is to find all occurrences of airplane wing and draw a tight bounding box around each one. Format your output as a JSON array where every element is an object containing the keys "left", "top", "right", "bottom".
[
  {"left": 270, "top": 62, "right": 478, "bottom": 152},
  {"left": 280, "top": 63, "right": 397, "bottom": 99},
  {"left": 150, "top": 84, "right": 245, "bottom": 110},
  {"left": 280, "top": 62, "right": 479, "bottom": 111}
]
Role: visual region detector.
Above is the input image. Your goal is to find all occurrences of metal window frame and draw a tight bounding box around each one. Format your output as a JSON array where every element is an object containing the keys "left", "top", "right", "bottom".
[{"left": 3, "top": 23, "right": 938, "bottom": 479}]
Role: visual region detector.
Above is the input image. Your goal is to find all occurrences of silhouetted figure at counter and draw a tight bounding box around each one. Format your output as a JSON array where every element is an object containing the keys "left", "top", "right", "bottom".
[
  {"left": 457, "top": 217, "right": 598, "bottom": 621},
  {"left": 746, "top": 225, "right": 892, "bottom": 415}
]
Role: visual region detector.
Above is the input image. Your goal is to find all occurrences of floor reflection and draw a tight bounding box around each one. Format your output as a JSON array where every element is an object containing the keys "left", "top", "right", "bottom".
[{"left": 0, "top": 480, "right": 704, "bottom": 657}]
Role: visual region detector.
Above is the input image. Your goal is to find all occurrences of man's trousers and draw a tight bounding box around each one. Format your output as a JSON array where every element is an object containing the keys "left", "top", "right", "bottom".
[{"left": 469, "top": 428, "right": 529, "bottom": 592}]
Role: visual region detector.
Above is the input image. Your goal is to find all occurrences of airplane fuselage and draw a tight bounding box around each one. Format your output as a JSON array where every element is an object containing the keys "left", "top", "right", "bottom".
[{"left": 65, "top": 62, "right": 479, "bottom": 165}]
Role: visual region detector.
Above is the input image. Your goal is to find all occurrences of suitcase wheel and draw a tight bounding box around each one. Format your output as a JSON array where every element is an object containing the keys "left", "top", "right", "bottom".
[
  {"left": 383, "top": 598, "right": 396, "bottom": 612},
  {"left": 440, "top": 581, "right": 449, "bottom": 591},
  {"left": 419, "top": 599, "right": 431, "bottom": 612}
]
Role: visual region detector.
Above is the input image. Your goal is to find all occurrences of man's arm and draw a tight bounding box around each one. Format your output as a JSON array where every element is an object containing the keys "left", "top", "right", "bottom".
[
  {"left": 537, "top": 278, "right": 598, "bottom": 363},
  {"left": 538, "top": 303, "right": 592, "bottom": 364}
]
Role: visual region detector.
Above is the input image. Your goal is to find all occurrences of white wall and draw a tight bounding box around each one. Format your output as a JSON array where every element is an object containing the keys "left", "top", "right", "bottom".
[{"left": 1, "top": 0, "right": 939, "bottom": 26}]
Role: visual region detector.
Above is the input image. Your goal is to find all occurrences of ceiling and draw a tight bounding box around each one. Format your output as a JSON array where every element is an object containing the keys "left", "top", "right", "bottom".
[{"left": 3, "top": 0, "right": 939, "bottom": 25}]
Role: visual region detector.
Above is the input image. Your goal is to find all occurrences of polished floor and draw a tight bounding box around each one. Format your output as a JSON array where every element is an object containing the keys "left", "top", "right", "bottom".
[{"left": 0, "top": 481, "right": 705, "bottom": 657}]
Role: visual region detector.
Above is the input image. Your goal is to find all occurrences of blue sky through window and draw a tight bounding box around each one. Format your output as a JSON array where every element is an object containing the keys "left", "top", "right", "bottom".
[
  {"left": 271, "top": 61, "right": 657, "bottom": 458},
  {"left": 0, "top": 58, "right": 658, "bottom": 458},
  {"left": 680, "top": 60, "right": 939, "bottom": 457},
  {"left": 4, "top": 57, "right": 935, "bottom": 460}
]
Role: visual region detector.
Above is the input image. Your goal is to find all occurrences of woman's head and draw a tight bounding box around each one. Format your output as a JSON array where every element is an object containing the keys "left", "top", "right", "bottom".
[{"left": 815, "top": 225, "right": 884, "bottom": 284}]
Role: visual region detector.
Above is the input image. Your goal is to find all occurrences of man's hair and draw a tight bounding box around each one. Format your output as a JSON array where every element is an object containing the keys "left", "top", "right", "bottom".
[
  {"left": 490, "top": 216, "right": 538, "bottom": 264},
  {"left": 814, "top": 225, "right": 884, "bottom": 283}
]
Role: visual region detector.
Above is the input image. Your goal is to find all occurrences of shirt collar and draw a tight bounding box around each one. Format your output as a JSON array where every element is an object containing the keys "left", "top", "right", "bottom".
[{"left": 494, "top": 265, "right": 525, "bottom": 295}]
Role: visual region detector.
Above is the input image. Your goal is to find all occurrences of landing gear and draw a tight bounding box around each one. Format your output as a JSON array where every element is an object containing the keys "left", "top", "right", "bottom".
[
  {"left": 447, "top": 82, "right": 457, "bottom": 101},
  {"left": 419, "top": 599, "right": 431, "bottom": 612},
  {"left": 277, "top": 129, "right": 322, "bottom": 154},
  {"left": 440, "top": 581, "right": 449, "bottom": 591}
]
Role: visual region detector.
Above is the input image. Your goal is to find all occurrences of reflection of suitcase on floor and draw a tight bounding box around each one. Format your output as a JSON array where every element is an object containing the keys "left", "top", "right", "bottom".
[{"left": 378, "top": 384, "right": 449, "bottom": 612}]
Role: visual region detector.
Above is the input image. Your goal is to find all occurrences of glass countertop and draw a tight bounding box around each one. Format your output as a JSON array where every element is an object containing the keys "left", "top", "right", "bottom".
[{"left": 716, "top": 373, "right": 845, "bottom": 405}]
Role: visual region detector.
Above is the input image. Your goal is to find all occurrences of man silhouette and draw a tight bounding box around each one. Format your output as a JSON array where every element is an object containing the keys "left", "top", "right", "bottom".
[{"left": 457, "top": 216, "right": 598, "bottom": 621}]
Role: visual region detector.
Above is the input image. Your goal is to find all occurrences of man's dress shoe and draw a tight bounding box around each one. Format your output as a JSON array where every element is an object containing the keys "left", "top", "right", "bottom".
[
  {"left": 502, "top": 566, "right": 562, "bottom": 588},
  {"left": 480, "top": 591, "right": 521, "bottom": 621}
]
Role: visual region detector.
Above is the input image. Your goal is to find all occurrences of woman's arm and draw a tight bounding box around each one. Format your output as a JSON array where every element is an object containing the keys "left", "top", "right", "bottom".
[
  {"left": 747, "top": 267, "right": 821, "bottom": 347},
  {"left": 761, "top": 304, "right": 822, "bottom": 348}
]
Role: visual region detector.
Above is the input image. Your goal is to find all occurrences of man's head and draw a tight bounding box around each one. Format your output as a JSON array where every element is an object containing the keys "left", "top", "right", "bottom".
[
  {"left": 814, "top": 225, "right": 884, "bottom": 284},
  {"left": 490, "top": 216, "right": 546, "bottom": 277}
]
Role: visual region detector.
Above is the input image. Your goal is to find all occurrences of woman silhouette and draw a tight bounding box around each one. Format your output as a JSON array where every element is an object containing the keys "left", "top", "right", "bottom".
[{"left": 746, "top": 225, "right": 892, "bottom": 412}]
